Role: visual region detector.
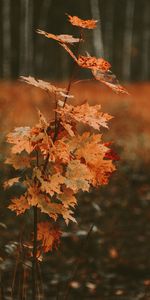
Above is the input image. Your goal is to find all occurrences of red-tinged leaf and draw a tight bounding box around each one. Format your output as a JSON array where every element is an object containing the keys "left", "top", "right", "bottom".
[
  {"left": 67, "top": 14, "right": 98, "bottom": 29},
  {"left": 37, "top": 222, "right": 61, "bottom": 253},
  {"left": 105, "top": 149, "right": 120, "bottom": 161},
  {"left": 20, "top": 76, "right": 66, "bottom": 95},
  {"left": 9, "top": 195, "right": 29, "bottom": 215},
  {"left": 37, "top": 29, "right": 81, "bottom": 44}
]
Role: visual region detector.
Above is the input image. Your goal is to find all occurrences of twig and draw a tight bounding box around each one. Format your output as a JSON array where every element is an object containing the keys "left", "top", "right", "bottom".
[{"left": 32, "top": 205, "right": 38, "bottom": 300}]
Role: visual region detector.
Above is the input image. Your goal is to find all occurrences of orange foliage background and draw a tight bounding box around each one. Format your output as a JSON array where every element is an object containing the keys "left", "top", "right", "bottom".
[{"left": 0, "top": 80, "right": 150, "bottom": 163}]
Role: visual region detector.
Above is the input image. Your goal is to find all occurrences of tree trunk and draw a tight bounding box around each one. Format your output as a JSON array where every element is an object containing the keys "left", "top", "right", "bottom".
[
  {"left": 104, "top": 0, "right": 114, "bottom": 62},
  {"left": 141, "top": 1, "right": 150, "bottom": 80},
  {"left": 20, "top": 0, "right": 33, "bottom": 75},
  {"left": 2, "top": 0, "right": 11, "bottom": 78},
  {"left": 35, "top": 0, "right": 52, "bottom": 75},
  {"left": 122, "top": 0, "right": 135, "bottom": 81},
  {"left": 90, "top": 0, "right": 104, "bottom": 57}
]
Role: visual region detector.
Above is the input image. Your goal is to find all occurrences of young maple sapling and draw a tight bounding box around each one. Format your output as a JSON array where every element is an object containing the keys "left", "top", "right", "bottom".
[{"left": 3, "top": 14, "right": 128, "bottom": 298}]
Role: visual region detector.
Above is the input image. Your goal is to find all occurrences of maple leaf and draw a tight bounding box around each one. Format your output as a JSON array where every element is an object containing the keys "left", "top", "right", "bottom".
[
  {"left": 78, "top": 55, "right": 111, "bottom": 72},
  {"left": 67, "top": 14, "right": 98, "bottom": 29},
  {"left": 89, "top": 159, "right": 116, "bottom": 186},
  {"left": 34, "top": 168, "right": 65, "bottom": 196},
  {"left": 3, "top": 177, "right": 20, "bottom": 189},
  {"left": 37, "top": 29, "right": 81, "bottom": 44},
  {"left": 65, "top": 132, "right": 116, "bottom": 187},
  {"left": 5, "top": 154, "right": 32, "bottom": 169},
  {"left": 65, "top": 160, "right": 92, "bottom": 192},
  {"left": 20, "top": 76, "right": 66, "bottom": 95},
  {"left": 56, "top": 102, "right": 113, "bottom": 132},
  {"left": 50, "top": 138, "right": 72, "bottom": 163},
  {"left": 25, "top": 178, "right": 76, "bottom": 224},
  {"left": 92, "top": 69, "right": 129, "bottom": 95},
  {"left": 37, "top": 222, "right": 61, "bottom": 253},
  {"left": 69, "top": 133, "right": 107, "bottom": 163},
  {"left": 58, "top": 188, "right": 77, "bottom": 208},
  {"left": 7, "top": 127, "right": 32, "bottom": 154},
  {"left": 37, "top": 195, "right": 76, "bottom": 224},
  {"left": 9, "top": 195, "right": 29, "bottom": 215}
]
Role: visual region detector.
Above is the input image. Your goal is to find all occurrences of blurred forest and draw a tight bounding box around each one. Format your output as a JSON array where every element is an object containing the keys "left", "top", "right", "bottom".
[{"left": 0, "top": 0, "right": 150, "bottom": 82}]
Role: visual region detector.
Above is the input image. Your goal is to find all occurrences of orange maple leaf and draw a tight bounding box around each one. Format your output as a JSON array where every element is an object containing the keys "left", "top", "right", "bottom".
[
  {"left": 67, "top": 14, "right": 98, "bottom": 29},
  {"left": 37, "top": 222, "right": 61, "bottom": 253},
  {"left": 9, "top": 195, "right": 29, "bottom": 215},
  {"left": 78, "top": 55, "right": 111, "bottom": 72},
  {"left": 7, "top": 127, "right": 32, "bottom": 154},
  {"left": 56, "top": 102, "right": 113, "bottom": 132}
]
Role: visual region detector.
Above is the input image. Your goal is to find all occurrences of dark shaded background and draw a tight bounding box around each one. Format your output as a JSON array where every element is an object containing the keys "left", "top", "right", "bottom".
[{"left": 0, "top": 0, "right": 150, "bottom": 81}]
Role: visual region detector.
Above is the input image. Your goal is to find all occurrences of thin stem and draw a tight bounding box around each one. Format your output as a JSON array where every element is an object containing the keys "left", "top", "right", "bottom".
[{"left": 32, "top": 205, "right": 38, "bottom": 300}]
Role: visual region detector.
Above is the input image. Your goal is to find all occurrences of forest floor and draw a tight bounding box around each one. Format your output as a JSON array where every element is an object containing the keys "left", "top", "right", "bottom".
[{"left": 0, "top": 81, "right": 150, "bottom": 299}]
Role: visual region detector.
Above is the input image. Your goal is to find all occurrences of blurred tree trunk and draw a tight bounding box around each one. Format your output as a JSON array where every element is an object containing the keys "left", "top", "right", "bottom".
[
  {"left": 141, "top": 1, "right": 150, "bottom": 80},
  {"left": 35, "top": 0, "right": 52, "bottom": 75},
  {"left": 122, "top": 0, "right": 135, "bottom": 81},
  {"left": 90, "top": 0, "right": 104, "bottom": 57},
  {"left": 2, "top": 0, "right": 11, "bottom": 78},
  {"left": 104, "top": 0, "right": 114, "bottom": 62},
  {"left": 20, "top": 0, "right": 33, "bottom": 75}
]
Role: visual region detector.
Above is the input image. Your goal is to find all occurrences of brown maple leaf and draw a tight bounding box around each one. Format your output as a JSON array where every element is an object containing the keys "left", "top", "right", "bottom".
[
  {"left": 67, "top": 14, "right": 98, "bottom": 29},
  {"left": 20, "top": 76, "right": 66, "bottom": 95},
  {"left": 92, "top": 69, "right": 129, "bottom": 95},
  {"left": 5, "top": 154, "right": 32, "bottom": 169},
  {"left": 37, "top": 29, "right": 81, "bottom": 44}
]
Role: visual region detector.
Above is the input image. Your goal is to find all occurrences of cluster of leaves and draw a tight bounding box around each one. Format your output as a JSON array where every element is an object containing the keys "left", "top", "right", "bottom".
[{"left": 4, "top": 14, "right": 124, "bottom": 256}]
